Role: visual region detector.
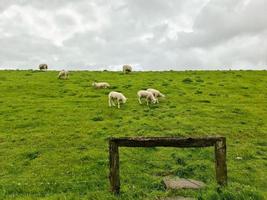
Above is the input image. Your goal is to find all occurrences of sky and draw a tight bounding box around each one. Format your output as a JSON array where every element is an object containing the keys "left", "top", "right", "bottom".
[{"left": 0, "top": 0, "right": 266, "bottom": 71}]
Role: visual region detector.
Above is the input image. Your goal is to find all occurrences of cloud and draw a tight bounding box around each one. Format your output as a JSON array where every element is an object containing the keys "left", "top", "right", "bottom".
[
  {"left": 0, "top": 0, "right": 266, "bottom": 70},
  {"left": 176, "top": 0, "right": 267, "bottom": 49}
]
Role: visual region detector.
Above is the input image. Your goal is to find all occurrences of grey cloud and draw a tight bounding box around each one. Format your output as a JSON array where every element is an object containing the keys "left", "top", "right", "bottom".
[
  {"left": 176, "top": 0, "right": 267, "bottom": 48},
  {"left": 0, "top": 34, "right": 65, "bottom": 68},
  {"left": 0, "top": 0, "right": 266, "bottom": 70}
]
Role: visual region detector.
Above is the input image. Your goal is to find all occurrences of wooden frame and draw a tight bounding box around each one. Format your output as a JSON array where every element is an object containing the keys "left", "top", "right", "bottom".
[{"left": 109, "top": 136, "right": 227, "bottom": 194}]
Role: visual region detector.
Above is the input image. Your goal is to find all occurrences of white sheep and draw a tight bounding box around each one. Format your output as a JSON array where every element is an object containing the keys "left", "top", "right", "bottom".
[
  {"left": 108, "top": 91, "right": 127, "bottom": 108},
  {"left": 147, "top": 88, "right": 165, "bottom": 103},
  {"left": 39, "top": 64, "right": 48, "bottom": 71},
  {"left": 123, "top": 65, "right": 132, "bottom": 74},
  {"left": 92, "top": 82, "right": 110, "bottom": 89},
  {"left": 58, "top": 70, "right": 69, "bottom": 79},
  {"left": 137, "top": 90, "right": 157, "bottom": 105}
]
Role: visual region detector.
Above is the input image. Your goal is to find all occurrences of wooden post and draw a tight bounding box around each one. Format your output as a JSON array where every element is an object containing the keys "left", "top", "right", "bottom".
[
  {"left": 215, "top": 138, "right": 227, "bottom": 186},
  {"left": 109, "top": 140, "right": 120, "bottom": 194},
  {"left": 109, "top": 136, "right": 227, "bottom": 194}
]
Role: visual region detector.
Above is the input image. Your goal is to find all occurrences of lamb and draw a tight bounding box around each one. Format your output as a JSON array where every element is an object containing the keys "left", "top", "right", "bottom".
[
  {"left": 137, "top": 90, "right": 157, "bottom": 105},
  {"left": 146, "top": 88, "right": 165, "bottom": 103},
  {"left": 58, "top": 70, "right": 69, "bottom": 79},
  {"left": 92, "top": 82, "right": 110, "bottom": 89},
  {"left": 123, "top": 65, "right": 132, "bottom": 74},
  {"left": 108, "top": 91, "right": 127, "bottom": 108},
  {"left": 39, "top": 64, "right": 48, "bottom": 71}
]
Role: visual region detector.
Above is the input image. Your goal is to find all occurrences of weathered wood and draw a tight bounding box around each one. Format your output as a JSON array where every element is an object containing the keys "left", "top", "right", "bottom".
[
  {"left": 215, "top": 138, "right": 227, "bottom": 186},
  {"left": 109, "top": 141, "right": 120, "bottom": 194},
  {"left": 109, "top": 136, "right": 227, "bottom": 194},
  {"left": 110, "top": 137, "right": 224, "bottom": 147}
]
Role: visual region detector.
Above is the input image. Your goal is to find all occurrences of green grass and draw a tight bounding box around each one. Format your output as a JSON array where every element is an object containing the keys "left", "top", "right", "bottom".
[{"left": 0, "top": 70, "right": 266, "bottom": 200}]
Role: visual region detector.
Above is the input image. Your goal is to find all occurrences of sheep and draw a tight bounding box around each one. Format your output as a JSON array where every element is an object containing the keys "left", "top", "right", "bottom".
[
  {"left": 108, "top": 91, "right": 127, "bottom": 108},
  {"left": 123, "top": 65, "right": 132, "bottom": 74},
  {"left": 58, "top": 70, "right": 69, "bottom": 79},
  {"left": 39, "top": 64, "right": 48, "bottom": 71},
  {"left": 137, "top": 90, "right": 157, "bottom": 105},
  {"left": 147, "top": 88, "right": 165, "bottom": 103},
  {"left": 92, "top": 82, "right": 110, "bottom": 89}
]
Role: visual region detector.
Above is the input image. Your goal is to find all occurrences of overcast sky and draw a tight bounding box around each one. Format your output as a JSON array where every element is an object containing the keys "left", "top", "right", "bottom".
[{"left": 0, "top": 0, "right": 266, "bottom": 70}]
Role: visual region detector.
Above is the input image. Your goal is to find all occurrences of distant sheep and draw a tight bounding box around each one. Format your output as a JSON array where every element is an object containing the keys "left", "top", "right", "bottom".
[
  {"left": 147, "top": 88, "right": 165, "bottom": 103},
  {"left": 108, "top": 91, "right": 127, "bottom": 108},
  {"left": 58, "top": 70, "right": 69, "bottom": 79},
  {"left": 137, "top": 90, "right": 157, "bottom": 105},
  {"left": 39, "top": 64, "right": 48, "bottom": 71},
  {"left": 123, "top": 65, "right": 132, "bottom": 74},
  {"left": 92, "top": 82, "right": 110, "bottom": 89}
]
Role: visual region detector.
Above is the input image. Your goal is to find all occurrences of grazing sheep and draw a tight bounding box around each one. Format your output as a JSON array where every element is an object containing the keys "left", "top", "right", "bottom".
[
  {"left": 92, "top": 82, "right": 110, "bottom": 89},
  {"left": 58, "top": 70, "right": 69, "bottom": 79},
  {"left": 147, "top": 88, "right": 165, "bottom": 103},
  {"left": 39, "top": 64, "right": 48, "bottom": 71},
  {"left": 108, "top": 91, "right": 127, "bottom": 108},
  {"left": 123, "top": 65, "right": 132, "bottom": 74},
  {"left": 137, "top": 90, "right": 157, "bottom": 105}
]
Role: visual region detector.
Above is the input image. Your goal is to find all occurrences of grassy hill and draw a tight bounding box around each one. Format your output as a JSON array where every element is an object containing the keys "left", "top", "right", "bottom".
[{"left": 0, "top": 70, "right": 266, "bottom": 199}]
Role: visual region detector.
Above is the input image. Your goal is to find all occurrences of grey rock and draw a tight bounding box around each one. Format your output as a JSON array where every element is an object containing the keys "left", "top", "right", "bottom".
[
  {"left": 161, "top": 196, "right": 196, "bottom": 200},
  {"left": 163, "top": 177, "right": 206, "bottom": 190}
]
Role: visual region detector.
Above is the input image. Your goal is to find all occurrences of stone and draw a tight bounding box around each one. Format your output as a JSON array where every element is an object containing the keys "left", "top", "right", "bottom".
[
  {"left": 163, "top": 177, "right": 206, "bottom": 190},
  {"left": 161, "top": 196, "right": 196, "bottom": 200}
]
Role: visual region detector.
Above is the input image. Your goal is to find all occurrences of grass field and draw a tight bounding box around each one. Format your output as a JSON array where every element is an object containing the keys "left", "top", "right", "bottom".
[{"left": 0, "top": 70, "right": 266, "bottom": 200}]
